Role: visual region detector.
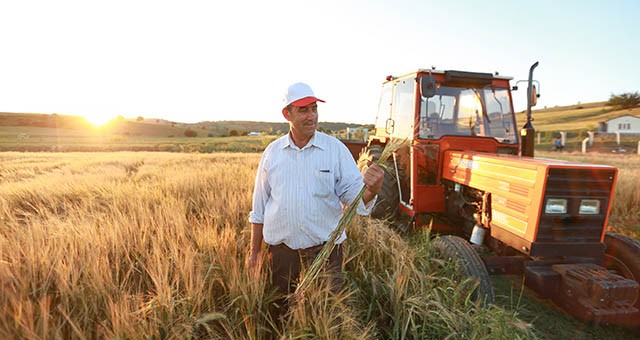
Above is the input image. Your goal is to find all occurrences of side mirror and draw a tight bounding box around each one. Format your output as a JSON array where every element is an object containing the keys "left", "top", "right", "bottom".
[
  {"left": 421, "top": 75, "right": 436, "bottom": 98},
  {"left": 530, "top": 85, "right": 538, "bottom": 106}
]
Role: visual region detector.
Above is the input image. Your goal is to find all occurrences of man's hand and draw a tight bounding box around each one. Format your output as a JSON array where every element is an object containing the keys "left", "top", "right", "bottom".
[
  {"left": 363, "top": 163, "right": 384, "bottom": 193},
  {"left": 246, "top": 249, "right": 262, "bottom": 275},
  {"left": 246, "top": 223, "right": 264, "bottom": 276},
  {"left": 362, "top": 163, "right": 384, "bottom": 204}
]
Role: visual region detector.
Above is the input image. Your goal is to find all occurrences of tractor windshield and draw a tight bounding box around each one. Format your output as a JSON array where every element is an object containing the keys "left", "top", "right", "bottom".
[{"left": 418, "top": 85, "right": 517, "bottom": 144}]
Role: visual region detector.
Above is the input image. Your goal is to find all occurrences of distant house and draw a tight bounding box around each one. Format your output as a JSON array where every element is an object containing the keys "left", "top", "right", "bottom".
[
  {"left": 599, "top": 115, "right": 640, "bottom": 134},
  {"left": 247, "top": 131, "right": 261, "bottom": 136}
]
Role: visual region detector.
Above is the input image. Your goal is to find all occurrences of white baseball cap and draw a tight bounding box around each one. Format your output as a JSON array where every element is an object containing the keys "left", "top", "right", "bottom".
[{"left": 282, "top": 82, "right": 325, "bottom": 114}]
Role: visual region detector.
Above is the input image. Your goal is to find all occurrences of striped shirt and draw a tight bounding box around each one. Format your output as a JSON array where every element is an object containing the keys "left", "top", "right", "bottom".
[{"left": 249, "top": 131, "right": 375, "bottom": 250}]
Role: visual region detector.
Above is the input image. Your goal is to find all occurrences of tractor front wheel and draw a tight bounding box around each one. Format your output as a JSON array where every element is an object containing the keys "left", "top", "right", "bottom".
[
  {"left": 604, "top": 231, "right": 640, "bottom": 308},
  {"left": 431, "top": 235, "right": 495, "bottom": 306}
]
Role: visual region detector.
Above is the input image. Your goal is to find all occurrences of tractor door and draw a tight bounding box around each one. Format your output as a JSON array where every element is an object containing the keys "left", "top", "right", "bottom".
[
  {"left": 389, "top": 78, "right": 414, "bottom": 209},
  {"left": 373, "top": 83, "right": 393, "bottom": 137}
]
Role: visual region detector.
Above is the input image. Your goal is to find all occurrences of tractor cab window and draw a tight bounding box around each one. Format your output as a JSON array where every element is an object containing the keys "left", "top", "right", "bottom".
[
  {"left": 419, "top": 84, "right": 517, "bottom": 144},
  {"left": 375, "top": 83, "right": 393, "bottom": 135},
  {"left": 391, "top": 79, "right": 415, "bottom": 139},
  {"left": 484, "top": 87, "right": 516, "bottom": 143},
  {"left": 419, "top": 94, "right": 456, "bottom": 138},
  {"left": 456, "top": 89, "right": 484, "bottom": 136}
]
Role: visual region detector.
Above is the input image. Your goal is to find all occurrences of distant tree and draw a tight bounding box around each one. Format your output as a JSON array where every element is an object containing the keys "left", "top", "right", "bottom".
[
  {"left": 49, "top": 113, "right": 59, "bottom": 127},
  {"left": 229, "top": 129, "right": 239, "bottom": 137},
  {"left": 608, "top": 92, "right": 640, "bottom": 109},
  {"left": 136, "top": 116, "right": 144, "bottom": 122},
  {"left": 184, "top": 128, "right": 198, "bottom": 137}
]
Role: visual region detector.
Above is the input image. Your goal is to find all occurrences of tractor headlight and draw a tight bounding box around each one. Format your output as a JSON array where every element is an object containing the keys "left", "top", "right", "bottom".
[
  {"left": 579, "top": 199, "right": 600, "bottom": 215},
  {"left": 545, "top": 198, "right": 567, "bottom": 214}
]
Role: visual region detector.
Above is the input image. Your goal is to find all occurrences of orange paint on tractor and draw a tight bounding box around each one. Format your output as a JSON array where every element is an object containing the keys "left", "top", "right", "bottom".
[
  {"left": 341, "top": 64, "right": 639, "bottom": 325},
  {"left": 441, "top": 150, "right": 618, "bottom": 247}
]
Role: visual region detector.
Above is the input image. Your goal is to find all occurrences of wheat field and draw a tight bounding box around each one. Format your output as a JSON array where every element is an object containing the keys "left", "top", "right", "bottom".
[
  {"left": 0, "top": 152, "right": 542, "bottom": 339},
  {"left": 2, "top": 151, "right": 639, "bottom": 339}
]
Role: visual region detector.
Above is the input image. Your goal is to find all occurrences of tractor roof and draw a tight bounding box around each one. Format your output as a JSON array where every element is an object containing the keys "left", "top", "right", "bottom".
[{"left": 416, "top": 69, "right": 513, "bottom": 81}]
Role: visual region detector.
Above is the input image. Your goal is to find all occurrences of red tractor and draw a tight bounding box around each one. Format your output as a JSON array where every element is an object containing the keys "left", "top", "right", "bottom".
[{"left": 343, "top": 63, "right": 640, "bottom": 325}]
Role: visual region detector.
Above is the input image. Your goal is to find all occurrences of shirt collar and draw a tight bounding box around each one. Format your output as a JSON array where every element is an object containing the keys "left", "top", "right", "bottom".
[{"left": 281, "top": 131, "right": 327, "bottom": 151}]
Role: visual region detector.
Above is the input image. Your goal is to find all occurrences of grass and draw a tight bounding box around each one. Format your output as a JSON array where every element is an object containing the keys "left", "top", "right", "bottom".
[
  {"left": 513, "top": 102, "right": 640, "bottom": 153},
  {"left": 516, "top": 102, "right": 640, "bottom": 133},
  {"left": 0, "top": 131, "right": 277, "bottom": 153},
  {"left": 0, "top": 152, "right": 534, "bottom": 339},
  {"left": 0, "top": 152, "right": 273, "bottom": 338},
  {"left": 3, "top": 100, "right": 638, "bottom": 155},
  {"left": 491, "top": 275, "right": 637, "bottom": 340},
  {"left": 1, "top": 151, "right": 638, "bottom": 338}
]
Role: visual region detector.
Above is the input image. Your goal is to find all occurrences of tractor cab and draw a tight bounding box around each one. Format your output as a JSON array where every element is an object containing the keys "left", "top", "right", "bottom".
[
  {"left": 365, "top": 70, "right": 521, "bottom": 217},
  {"left": 374, "top": 70, "right": 518, "bottom": 146}
]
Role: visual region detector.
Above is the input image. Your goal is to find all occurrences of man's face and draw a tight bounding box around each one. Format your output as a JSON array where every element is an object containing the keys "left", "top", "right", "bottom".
[{"left": 284, "top": 103, "right": 318, "bottom": 139}]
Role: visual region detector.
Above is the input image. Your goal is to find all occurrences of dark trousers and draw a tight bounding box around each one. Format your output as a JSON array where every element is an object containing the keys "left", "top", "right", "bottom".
[{"left": 267, "top": 243, "right": 343, "bottom": 322}]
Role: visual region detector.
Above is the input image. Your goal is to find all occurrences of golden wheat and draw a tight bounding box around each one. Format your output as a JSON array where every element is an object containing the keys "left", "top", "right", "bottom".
[{"left": 5, "top": 150, "right": 636, "bottom": 338}]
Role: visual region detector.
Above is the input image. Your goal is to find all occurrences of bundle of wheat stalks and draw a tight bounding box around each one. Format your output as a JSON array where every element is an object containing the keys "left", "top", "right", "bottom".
[{"left": 294, "top": 138, "right": 409, "bottom": 299}]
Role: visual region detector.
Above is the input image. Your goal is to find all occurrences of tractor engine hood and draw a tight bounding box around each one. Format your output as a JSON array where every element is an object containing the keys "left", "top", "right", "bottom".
[{"left": 441, "top": 150, "right": 618, "bottom": 257}]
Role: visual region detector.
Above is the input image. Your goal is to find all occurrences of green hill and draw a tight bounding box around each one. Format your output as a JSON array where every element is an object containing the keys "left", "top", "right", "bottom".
[
  {"left": 0, "top": 112, "right": 371, "bottom": 138},
  {"left": 514, "top": 102, "right": 640, "bottom": 152},
  {"left": 516, "top": 101, "right": 640, "bottom": 133},
  {"left": 0, "top": 112, "right": 374, "bottom": 152},
  {"left": 3, "top": 101, "right": 636, "bottom": 139},
  {"left": 1, "top": 102, "right": 637, "bottom": 153}
]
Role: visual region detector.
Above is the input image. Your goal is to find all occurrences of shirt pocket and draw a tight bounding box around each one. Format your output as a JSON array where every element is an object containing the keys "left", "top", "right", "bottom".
[{"left": 313, "top": 170, "right": 334, "bottom": 198}]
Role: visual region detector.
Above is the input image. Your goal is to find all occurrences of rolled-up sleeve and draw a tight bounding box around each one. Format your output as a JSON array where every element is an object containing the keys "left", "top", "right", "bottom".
[{"left": 249, "top": 149, "right": 271, "bottom": 224}]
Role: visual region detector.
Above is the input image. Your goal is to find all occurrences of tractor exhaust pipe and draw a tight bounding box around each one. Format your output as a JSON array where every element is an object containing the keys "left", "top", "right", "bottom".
[{"left": 520, "top": 61, "right": 539, "bottom": 157}]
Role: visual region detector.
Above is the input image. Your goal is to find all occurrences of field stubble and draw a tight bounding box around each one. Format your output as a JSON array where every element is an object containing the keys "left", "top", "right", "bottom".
[{"left": 0, "top": 151, "right": 637, "bottom": 339}]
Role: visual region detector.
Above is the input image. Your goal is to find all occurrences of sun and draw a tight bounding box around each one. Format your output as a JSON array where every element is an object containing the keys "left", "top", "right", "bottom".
[{"left": 84, "top": 114, "right": 113, "bottom": 127}]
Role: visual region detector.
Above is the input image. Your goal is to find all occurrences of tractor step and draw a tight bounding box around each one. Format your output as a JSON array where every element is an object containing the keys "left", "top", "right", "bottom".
[
  {"left": 524, "top": 263, "right": 640, "bottom": 325},
  {"left": 553, "top": 263, "right": 639, "bottom": 309},
  {"left": 555, "top": 263, "right": 639, "bottom": 325}
]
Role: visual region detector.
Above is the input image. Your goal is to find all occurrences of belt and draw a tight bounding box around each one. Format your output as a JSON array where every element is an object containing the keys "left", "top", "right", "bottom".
[{"left": 272, "top": 242, "right": 338, "bottom": 255}]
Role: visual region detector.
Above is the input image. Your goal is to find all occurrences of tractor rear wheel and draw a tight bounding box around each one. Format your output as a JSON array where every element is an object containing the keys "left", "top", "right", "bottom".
[
  {"left": 372, "top": 167, "right": 400, "bottom": 219},
  {"left": 604, "top": 231, "right": 640, "bottom": 308},
  {"left": 431, "top": 235, "right": 495, "bottom": 306},
  {"left": 358, "top": 145, "right": 399, "bottom": 219}
]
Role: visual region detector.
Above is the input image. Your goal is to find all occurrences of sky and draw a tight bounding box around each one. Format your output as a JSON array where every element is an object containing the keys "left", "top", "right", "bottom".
[{"left": 0, "top": 0, "right": 638, "bottom": 125}]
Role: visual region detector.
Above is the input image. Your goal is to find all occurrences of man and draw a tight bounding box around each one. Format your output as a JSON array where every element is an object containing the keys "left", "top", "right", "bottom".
[
  {"left": 246, "top": 82, "right": 384, "bottom": 312},
  {"left": 554, "top": 136, "right": 564, "bottom": 151}
]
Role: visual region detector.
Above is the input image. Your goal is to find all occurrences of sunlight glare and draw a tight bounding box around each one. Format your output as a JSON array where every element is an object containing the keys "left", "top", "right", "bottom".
[
  {"left": 85, "top": 114, "right": 113, "bottom": 127},
  {"left": 459, "top": 93, "right": 481, "bottom": 112}
]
